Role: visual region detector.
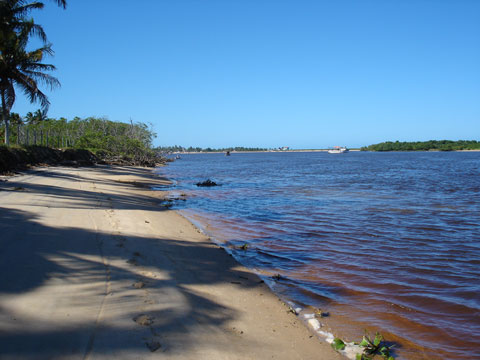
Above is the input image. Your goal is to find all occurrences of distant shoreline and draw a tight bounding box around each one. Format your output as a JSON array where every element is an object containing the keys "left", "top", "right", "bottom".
[
  {"left": 173, "top": 149, "right": 361, "bottom": 154},
  {"left": 163, "top": 140, "right": 480, "bottom": 154},
  {"left": 360, "top": 140, "right": 480, "bottom": 152},
  {"left": 172, "top": 149, "right": 480, "bottom": 154}
]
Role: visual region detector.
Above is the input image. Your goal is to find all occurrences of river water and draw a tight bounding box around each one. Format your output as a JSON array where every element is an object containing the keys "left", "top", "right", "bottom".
[{"left": 157, "top": 151, "right": 480, "bottom": 359}]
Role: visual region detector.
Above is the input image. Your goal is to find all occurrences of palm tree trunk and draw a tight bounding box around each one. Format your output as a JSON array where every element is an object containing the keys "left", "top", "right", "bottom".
[{"left": 1, "top": 90, "right": 10, "bottom": 146}]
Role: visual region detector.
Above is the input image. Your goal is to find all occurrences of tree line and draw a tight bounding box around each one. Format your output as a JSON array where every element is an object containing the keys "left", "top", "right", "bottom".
[
  {"left": 0, "top": 114, "right": 157, "bottom": 159},
  {"left": 156, "top": 146, "right": 269, "bottom": 153},
  {"left": 361, "top": 140, "right": 480, "bottom": 151}
]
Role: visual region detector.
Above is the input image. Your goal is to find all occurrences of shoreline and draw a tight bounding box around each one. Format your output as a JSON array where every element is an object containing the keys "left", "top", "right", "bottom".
[
  {"left": 176, "top": 209, "right": 367, "bottom": 360},
  {"left": 0, "top": 165, "right": 342, "bottom": 359}
]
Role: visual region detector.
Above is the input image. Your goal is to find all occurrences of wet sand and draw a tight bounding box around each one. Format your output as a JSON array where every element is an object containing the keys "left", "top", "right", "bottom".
[{"left": 0, "top": 165, "right": 341, "bottom": 360}]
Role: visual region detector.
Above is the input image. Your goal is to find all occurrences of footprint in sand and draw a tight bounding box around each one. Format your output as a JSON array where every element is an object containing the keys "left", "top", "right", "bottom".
[
  {"left": 146, "top": 340, "right": 162, "bottom": 352},
  {"left": 132, "top": 281, "right": 145, "bottom": 289},
  {"left": 116, "top": 236, "right": 126, "bottom": 248},
  {"left": 127, "top": 251, "right": 144, "bottom": 266},
  {"left": 141, "top": 271, "right": 157, "bottom": 279},
  {"left": 133, "top": 314, "right": 153, "bottom": 326},
  {"left": 127, "top": 258, "right": 138, "bottom": 266}
]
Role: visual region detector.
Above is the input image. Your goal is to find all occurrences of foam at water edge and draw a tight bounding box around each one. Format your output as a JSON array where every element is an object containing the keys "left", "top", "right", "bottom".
[{"left": 300, "top": 313, "right": 363, "bottom": 359}]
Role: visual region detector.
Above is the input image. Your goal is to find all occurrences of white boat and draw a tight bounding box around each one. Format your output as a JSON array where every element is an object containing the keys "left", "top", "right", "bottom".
[{"left": 327, "top": 146, "right": 349, "bottom": 154}]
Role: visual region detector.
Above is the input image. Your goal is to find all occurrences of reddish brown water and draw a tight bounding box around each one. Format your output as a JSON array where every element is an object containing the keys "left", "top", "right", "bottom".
[{"left": 159, "top": 152, "right": 480, "bottom": 359}]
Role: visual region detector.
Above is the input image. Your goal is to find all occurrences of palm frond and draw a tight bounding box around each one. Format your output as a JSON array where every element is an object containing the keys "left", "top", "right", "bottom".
[
  {"left": 16, "top": 2, "right": 45, "bottom": 15},
  {"left": 25, "top": 43, "right": 55, "bottom": 61},
  {"left": 22, "top": 69, "right": 60, "bottom": 90},
  {"left": 4, "top": 81, "right": 16, "bottom": 111},
  {"left": 1, "top": 1, "right": 45, "bottom": 21},
  {"left": 17, "top": 21, "right": 35, "bottom": 48},
  {"left": 29, "top": 23, "right": 47, "bottom": 43},
  {"left": 0, "top": 41, "right": 59, "bottom": 114},
  {"left": 52, "top": 0, "right": 67, "bottom": 9},
  {"left": 15, "top": 72, "right": 50, "bottom": 111},
  {"left": 38, "top": 43, "right": 55, "bottom": 57},
  {"left": 21, "top": 62, "right": 56, "bottom": 72}
]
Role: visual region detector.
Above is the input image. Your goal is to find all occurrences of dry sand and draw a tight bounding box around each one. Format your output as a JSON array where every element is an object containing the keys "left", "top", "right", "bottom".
[{"left": 0, "top": 165, "right": 342, "bottom": 360}]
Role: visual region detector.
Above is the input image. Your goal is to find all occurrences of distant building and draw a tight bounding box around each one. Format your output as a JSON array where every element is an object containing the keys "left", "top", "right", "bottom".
[{"left": 279, "top": 146, "right": 290, "bottom": 151}]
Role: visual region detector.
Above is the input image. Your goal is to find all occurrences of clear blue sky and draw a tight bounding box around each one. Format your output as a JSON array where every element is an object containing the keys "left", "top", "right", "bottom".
[{"left": 12, "top": 0, "right": 480, "bottom": 149}]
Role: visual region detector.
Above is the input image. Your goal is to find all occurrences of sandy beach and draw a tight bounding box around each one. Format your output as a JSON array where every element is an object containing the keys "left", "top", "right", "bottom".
[{"left": 0, "top": 165, "right": 341, "bottom": 360}]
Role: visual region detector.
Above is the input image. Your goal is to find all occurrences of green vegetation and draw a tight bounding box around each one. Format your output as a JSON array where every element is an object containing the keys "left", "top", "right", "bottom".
[
  {"left": 0, "top": 115, "right": 158, "bottom": 164},
  {"left": 331, "top": 332, "right": 395, "bottom": 360},
  {"left": 1, "top": 0, "right": 67, "bottom": 145},
  {"left": 331, "top": 338, "right": 346, "bottom": 351},
  {"left": 156, "top": 145, "right": 268, "bottom": 153},
  {"left": 361, "top": 140, "right": 480, "bottom": 152},
  {"left": 356, "top": 332, "right": 394, "bottom": 360}
]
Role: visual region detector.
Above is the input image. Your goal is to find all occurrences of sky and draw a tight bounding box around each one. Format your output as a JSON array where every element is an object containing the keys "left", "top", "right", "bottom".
[{"left": 12, "top": 0, "right": 480, "bottom": 149}]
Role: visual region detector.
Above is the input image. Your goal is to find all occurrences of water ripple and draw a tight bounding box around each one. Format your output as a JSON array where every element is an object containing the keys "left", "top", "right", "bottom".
[{"left": 159, "top": 151, "right": 480, "bottom": 360}]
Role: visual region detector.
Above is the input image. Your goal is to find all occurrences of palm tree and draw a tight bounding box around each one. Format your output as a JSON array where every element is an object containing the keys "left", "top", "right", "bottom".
[
  {"left": 0, "top": 0, "right": 65, "bottom": 144},
  {"left": 0, "top": 26, "right": 60, "bottom": 144},
  {"left": 25, "top": 108, "right": 47, "bottom": 124},
  {"left": 0, "top": 0, "right": 66, "bottom": 47},
  {"left": 9, "top": 112, "right": 23, "bottom": 125},
  {"left": 0, "top": 2, "right": 46, "bottom": 46}
]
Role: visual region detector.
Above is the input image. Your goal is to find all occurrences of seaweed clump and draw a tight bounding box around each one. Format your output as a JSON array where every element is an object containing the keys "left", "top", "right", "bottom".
[{"left": 196, "top": 179, "right": 218, "bottom": 187}]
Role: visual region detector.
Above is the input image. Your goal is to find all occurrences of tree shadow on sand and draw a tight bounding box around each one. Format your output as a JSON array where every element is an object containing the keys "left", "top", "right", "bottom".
[
  {"left": 0, "top": 166, "right": 170, "bottom": 211},
  {"left": 0, "top": 207, "right": 265, "bottom": 358}
]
